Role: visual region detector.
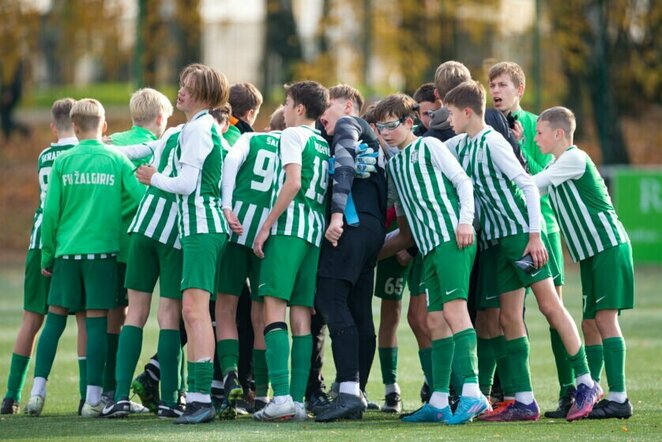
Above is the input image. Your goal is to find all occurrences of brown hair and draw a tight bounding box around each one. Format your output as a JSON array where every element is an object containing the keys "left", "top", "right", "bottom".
[
  {"left": 70, "top": 98, "right": 105, "bottom": 132},
  {"left": 443, "top": 80, "right": 486, "bottom": 117},
  {"left": 361, "top": 103, "right": 378, "bottom": 125},
  {"left": 374, "top": 94, "right": 418, "bottom": 122},
  {"left": 229, "top": 83, "right": 263, "bottom": 118},
  {"left": 434, "top": 61, "right": 471, "bottom": 98},
  {"left": 488, "top": 61, "right": 526, "bottom": 89},
  {"left": 538, "top": 106, "right": 576, "bottom": 137},
  {"left": 329, "top": 84, "right": 365, "bottom": 114},
  {"left": 268, "top": 106, "right": 286, "bottom": 131},
  {"left": 284, "top": 81, "right": 329, "bottom": 120},
  {"left": 51, "top": 98, "right": 76, "bottom": 132},
  {"left": 179, "top": 63, "right": 229, "bottom": 109},
  {"left": 413, "top": 83, "right": 436, "bottom": 104},
  {"left": 210, "top": 102, "right": 232, "bottom": 126}
]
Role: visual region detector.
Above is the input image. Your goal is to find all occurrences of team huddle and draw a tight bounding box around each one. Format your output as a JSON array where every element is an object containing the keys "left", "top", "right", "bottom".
[{"left": 1, "top": 59, "right": 634, "bottom": 426}]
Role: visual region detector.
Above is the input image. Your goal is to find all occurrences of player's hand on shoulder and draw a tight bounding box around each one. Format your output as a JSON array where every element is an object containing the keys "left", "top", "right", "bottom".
[{"left": 455, "top": 223, "right": 474, "bottom": 249}]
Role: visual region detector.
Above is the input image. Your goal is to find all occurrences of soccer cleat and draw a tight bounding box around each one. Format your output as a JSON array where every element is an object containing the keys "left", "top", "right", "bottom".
[
  {"left": 401, "top": 403, "right": 452, "bottom": 423},
  {"left": 254, "top": 398, "right": 268, "bottom": 412},
  {"left": 446, "top": 395, "right": 490, "bottom": 425},
  {"left": 292, "top": 402, "right": 308, "bottom": 422},
  {"left": 253, "top": 396, "right": 296, "bottom": 422},
  {"left": 129, "top": 400, "right": 149, "bottom": 414},
  {"left": 381, "top": 392, "right": 402, "bottom": 413},
  {"left": 420, "top": 381, "right": 431, "bottom": 403},
  {"left": 306, "top": 389, "right": 331, "bottom": 415},
  {"left": 363, "top": 391, "right": 379, "bottom": 411},
  {"left": 81, "top": 400, "right": 105, "bottom": 418},
  {"left": 157, "top": 402, "right": 185, "bottom": 419},
  {"left": 131, "top": 371, "right": 159, "bottom": 413},
  {"left": 217, "top": 397, "right": 238, "bottom": 420},
  {"left": 100, "top": 398, "right": 131, "bottom": 418},
  {"left": 476, "top": 399, "right": 515, "bottom": 421},
  {"left": 315, "top": 393, "right": 365, "bottom": 423},
  {"left": 566, "top": 382, "right": 600, "bottom": 422},
  {"left": 78, "top": 399, "right": 85, "bottom": 416},
  {"left": 544, "top": 386, "right": 575, "bottom": 419},
  {"left": 172, "top": 401, "right": 215, "bottom": 424},
  {"left": 588, "top": 399, "right": 633, "bottom": 419},
  {"left": 1, "top": 398, "right": 19, "bottom": 415},
  {"left": 26, "top": 395, "right": 45, "bottom": 417},
  {"left": 223, "top": 371, "right": 243, "bottom": 405},
  {"left": 483, "top": 400, "right": 540, "bottom": 422}
]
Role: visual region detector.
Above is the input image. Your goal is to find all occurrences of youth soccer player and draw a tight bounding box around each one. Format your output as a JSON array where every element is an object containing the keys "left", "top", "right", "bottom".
[
  {"left": 136, "top": 63, "right": 229, "bottom": 425},
  {"left": 27, "top": 98, "right": 144, "bottom": 417},
  {"left": 443, "top": 81, "right": 600, "bottom": 422},
  {"left": 251, "top": 81, "right": 330, "bottom": 422},
  {"left": 376, "top": 93, "right": 489, "bottom": 425},
  {"left": 532, "top": 106, "right": 633, "bottom": 419}
]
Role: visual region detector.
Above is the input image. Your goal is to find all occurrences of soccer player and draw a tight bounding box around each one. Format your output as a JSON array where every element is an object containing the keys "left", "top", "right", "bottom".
[
  {"left": 488, "top": 61, "right": 573, "bottom": 417},
  {"left": 532, "top": 106, "right": 633, "bottom": 419},
  {"left": 136, "top": 63, "right": 229, "bottom": 424},
  {"left": 1, "top": 98, "right": 89, "bottom": 416},
  {"left": 376, "top": 93, "right": 488, "bottom": 425},
  {"left": 412, "top": 82, "right": 441, "bottom": 136},
  {"left": 26, "top": 98, "right": 144, "bottom": 417},
  {"left": 313, "top": 84, "right": 387, "bottom": 422},
  {"left": 252, "top": 81, "right": 330, "bottom": 422},
  {"left": 443, "top": 80, "right": 600, "bottom": 422}
]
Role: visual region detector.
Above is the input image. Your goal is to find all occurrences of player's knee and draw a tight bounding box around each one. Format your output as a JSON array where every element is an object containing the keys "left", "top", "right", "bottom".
[
  {"left": 499, "top": 307, "right": 522, "bottom": 329},
  {"left": 263, "top": 321, "right": 287, "bottom": 336}
]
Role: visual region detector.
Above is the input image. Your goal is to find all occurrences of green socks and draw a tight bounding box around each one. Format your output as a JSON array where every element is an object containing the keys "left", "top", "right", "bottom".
[
  {"left": 86, "top": 317, "right": 108, "bottom": 387},
  {"left": 603, "top": 337, "right": 626, "bottom": 393},
  {"left": 493, "top": 335, "right": 514, "bottom": 396},
  {"left": 158, "top": 329, "right": 181, "bottom": 406},
  {"left": 78, "top": 357, "right": 87, "bottom": 400},
  {"left": 506, "top": 336, "right": 532, "bottom": 392},
  {"left": 418, "top": 347, "right": 433, "bottom": 388},
  {"left": 567, "top": 345, "right": 590, "bottom": 378},
  {"left": 115, "top": 325, "right": 143, "bottom": 399},
  {"left": 5, "top": 353, "right": 30, "bottom": 401},
  {"left": 103, "top": 332, "right": 119, "bottom": 392},
  {"left": 217, "top": 339, "right": 239, "bottom": 376},
  {"left": 431, "top": 337, "right": 454, "bottom": 393},
  {"left": 379, "top": 347, "right": 398, "bottom": 385},
  {"left": 550, "top": 328, "right": 575, "bottom": 396},
  {"left": 34, "top": 312, "right": 67, "bottom": 379},
  {"left": 265, "top": 328, "right": 290, "bottom": 397},
  {"left": 477, "top": 338, "right": 496, "bottom": 396},
  {"left": 586, "top": 344, "right": 604, "bottom": 382},
  {"left": 453, "top": 328, "right": 479, "bottom": 386},
  {"left": 193, "top": 360, "right": 213, "bottom": 395},
  {"left": 252, "top": 349, "right": 269, "bottom": 397},
  {"left": 290, "top": 335, "right": 312, "bottom": 403},
  {"left": 186, "top": 361, "right": 196, "bottom": 393}
]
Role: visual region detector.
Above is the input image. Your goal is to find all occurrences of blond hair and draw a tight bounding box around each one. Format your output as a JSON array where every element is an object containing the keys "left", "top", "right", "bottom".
[
  {"left": 538, "top": 106, "right": 576, "bottom": 137},
  {"left": 443, "top": 80, "right": 486, "bottom": 117},
  {"left": 374, "top": 94, "right": 418, "bottom": 122},
  {"left": 130, "top": 88, "right": 173, "bottom": 126},
  {"left": 329, "top": 84, "right": 365, "bottom": 114},
  {"left": 70, "top": 98, "right": 105, "bottom": 132},
  {"left": 488, "top": 61, "right": 526, "bottom": 89},
  {"left": 268, "top": 105, "right": 286, "bottom": 131},
  {"left": 179, "top": 63, "right": 229, "bottom": 109},
  {"left": 434, "top": 61, "right": 471, "bottom": 98},
  {"left": 51, "top": 98, "right": 76, "bottom": 132}
]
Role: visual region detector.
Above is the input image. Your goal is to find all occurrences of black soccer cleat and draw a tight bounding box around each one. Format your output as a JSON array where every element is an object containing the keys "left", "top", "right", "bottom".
[
  {"left": 544, "top": 386, "right": 575, "bottom": 419},
  {"left": 131, "top": 371, "right": 159, "bottom": 413},
  {"left": 588, "top": 399, "right": 633, "bottom": 420},
  {"left": 157, "top": 402, "right": 185, "bottom": 419},
  {"left": 1, "top": 398, "right": 19, "bottom": 415},
  {"left": 306, "top": 389, "right": 331, "bottom": 415},
  {"left": 381, "top": 392, "right": 402, "bottom": 413},
  {"left": 173, "top": 401, "right": 215, "bottom": 424},
  {"left": 420, "top": 381, "right": 431, "bottom": 403},
  {"left": 315, "top": 393, "right": 366, "bottom": 423},
  {"left": 100, "top": 398, "right": 131, "bottom": 418}
]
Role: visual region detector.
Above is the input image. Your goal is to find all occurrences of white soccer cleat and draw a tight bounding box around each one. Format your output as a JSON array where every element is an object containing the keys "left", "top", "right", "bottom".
[
  {"left": 81, "top": 400, "right": 104, "bottom": 417},
  {"left": 253, "top": 396, "right": 296, "bottom": 422},
  {"left": 292, "top": 402, "right": 308, "bottom": 422},
  {"left": 26, "top": 395, "right": 45, "bottom": 417}
]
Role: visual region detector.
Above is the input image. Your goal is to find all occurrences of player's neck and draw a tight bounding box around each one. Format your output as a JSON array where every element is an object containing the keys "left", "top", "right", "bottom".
[
  {"left": 552, "top": 139, "right": 574, "bottom": 158},
  {"left": 399, "top": 132, "right": 418, "bottom": 149},
  {"left": 507, "top": 103, "right": 522, "bottom": 115},
  {"left": 185, "top": 105, "right": 209, "bottom": 121},
  {"left": 57, "top": 130, "right": 76, "bottom": 140},
  {"left": 295, "top": 117, "right": 316, "bottom": 128},
  {"left": 465, "top": 117, "right": 486, "bottom": 138}
]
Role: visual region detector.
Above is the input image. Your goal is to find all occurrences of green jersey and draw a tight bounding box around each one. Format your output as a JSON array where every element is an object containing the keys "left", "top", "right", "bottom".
[
  {"left": 41, "top": 139, "right": 145, "bottom": 269},
  {"left": 222, "top": 131, "right": 280, "bottom": 247},
  {"left": 128, "top": 125, "right": 183, "bottom": 249},
  {"left": 446, "top": 128, "right": 543, "bottom": 241},
  {"left": 534, "top": 146, "right": 629, "bottom": 262},
  {"left": 28, "top": 137, "right": 78, "bottom": 250},
  {"left": 224, "top": 124, "right": 241, "bottom": 147},
  {"left": 172, "top": 110, "right": 228, "bottom": 237},
  {"left": 387, "top": 137, "right": 474, "bottom": 256},
  {"left": 110, "top": 125, "right": 154, "bottom": 262},
  {"left": 513, "top": 108, "right": 559, "bottom": 234},
  {"left": 271, "top": 125, "right": 330, "bottom": 247}
]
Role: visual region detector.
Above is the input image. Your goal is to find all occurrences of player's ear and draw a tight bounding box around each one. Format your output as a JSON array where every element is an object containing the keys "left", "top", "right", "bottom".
[
  {"left": 102, "top": 120, "right": 108, "bottom": 135},
  {"left": 49, "top": 122, "right": 57, "bottom": 136}
]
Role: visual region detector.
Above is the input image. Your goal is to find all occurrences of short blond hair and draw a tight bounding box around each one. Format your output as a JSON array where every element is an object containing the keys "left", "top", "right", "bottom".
[
  {"left": 329, "top": 84, "right": 365, "bottom": 114},
  {"left": 488, "top": 61, "right": 526, "bottom": 89},
  {"left": 268, "top": 106, "right": 286, "bottom": 131},
  {"left": 443, "top": 80, "right": 486, "bottom": 117},
  {"left": 538, "top": 106, "right": 576, "bottom": 137},
  {"left": 434, "top": 61, "right": 472, "bottom": 98},
  {"left": 70, "top": 98, "right": 105, "bottom": 132},
  {"left": 130, "top": 88, "right": 173, "bottom": 126},
  {"left": 179, "top": 63, "right": 229, "bottom": 109},
  {"left": 51, "top": 98, "right": 76, "bottom": 132}
]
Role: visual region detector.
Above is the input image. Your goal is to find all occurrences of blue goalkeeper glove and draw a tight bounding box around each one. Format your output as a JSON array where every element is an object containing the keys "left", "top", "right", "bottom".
[{"left": 355, "top": 143, "right": 378, "bottom": 178}]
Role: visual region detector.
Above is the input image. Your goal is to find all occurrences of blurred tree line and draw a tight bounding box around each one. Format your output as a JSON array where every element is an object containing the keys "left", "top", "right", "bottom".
[{"left": 1, "top": 0, "right": 659, "bottom": 164}]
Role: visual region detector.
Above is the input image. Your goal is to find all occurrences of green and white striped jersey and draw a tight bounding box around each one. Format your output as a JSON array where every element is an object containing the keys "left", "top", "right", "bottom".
[
  {"left": 173, "top": 110, "right": 228, "bottom": 237},
  {"left": 534, "top": 146, "right": 629, "bottom": 262},
  {"left": 387, "top": 137, "right": 474, "bottom": 256},
  {"left": 222, "top": 131, "right": 280, "bottom": 247},
  {"left": 446, "top": 128, "right": 542, "bottom": 241},
  {"left": 28, "top": 137, "right": 78, "bottom": 250},
  {"left": 271, "top": 125, "right": 330, "bottom": 247},
  {"left": 128, "top": 125, "right": 183, "bottom": 249}
]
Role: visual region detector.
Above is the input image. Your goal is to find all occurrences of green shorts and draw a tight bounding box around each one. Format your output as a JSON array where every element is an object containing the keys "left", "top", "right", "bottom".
[
  {"left": 547, "top": 231, "right": 565, "bottom": 287},
  {"left": 216, "top": 241, "right": 261, "bottom": 302},
  {"left": 374, "top": 256, "right": 409, "bottom": 301},
  {"left": 475, "top": 244, "right": 501, "bottom": 310},
  {"left": 408, "top": 254, "right": 426, "bottom": 297},
  {"left": 48, "top": 256, "right": 118, "bottom": 311},
  {"left": 23, "top": 249, "right": 50, "bottom": 315},
  {"left": 423, "top": 240, "right": 476, "bottom": 312},
  {"left": 580, "top": 242, "right": 634, "bottom": 320},
  {"left": 496, "top": 232, "right": 553, "bottom": 294},
  {"left": 258, "top": 235, "right": 319, "bottom": 308},
  {"left": 116, "top": 263, "right": 128, "bottom": 307},
  {"left": 181, "top": 233, "right": 227, "bottom": 297},
  {"left": 125, "top": 233, "right": 184, "bottom": 300}
]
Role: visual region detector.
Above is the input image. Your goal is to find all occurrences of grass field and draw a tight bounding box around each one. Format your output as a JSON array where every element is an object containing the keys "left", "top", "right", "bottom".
[{"left": 0, "top": 263, "right": 660, "bottom": 441}]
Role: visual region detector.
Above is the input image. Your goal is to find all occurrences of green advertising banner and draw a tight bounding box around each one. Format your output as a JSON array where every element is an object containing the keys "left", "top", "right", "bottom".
[{"left": 612, "top": 169, "right": 662, "bottom": 263}]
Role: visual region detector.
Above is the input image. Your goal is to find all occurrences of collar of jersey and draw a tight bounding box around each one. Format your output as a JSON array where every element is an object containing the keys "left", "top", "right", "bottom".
[
  {"left": 53, "top": 136, "right": 78, "bottom": 146},
  {"left": 300, "top": 124, "right": 320, "bottom": 135},
  {"left": 76, "top": 139, "right": 106, "bottom": 148},
  {"left": 468, "top": 126, "right": 492, "bottom": 142},
  {"left": 191, "top": 109, "right": 210, "bottom": 121},
  {"left": 128, "top": 125, "right": 158, "bottom": 141}
]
